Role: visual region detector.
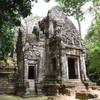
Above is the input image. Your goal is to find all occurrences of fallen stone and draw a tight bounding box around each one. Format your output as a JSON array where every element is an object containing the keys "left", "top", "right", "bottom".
[{"left": 76, "top": 91, "right": 97, "bottom": 99}]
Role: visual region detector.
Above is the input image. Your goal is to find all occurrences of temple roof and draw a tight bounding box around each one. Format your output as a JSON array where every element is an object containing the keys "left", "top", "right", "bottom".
[{"left": 39, "top": 6, "right": 82, "bottom": 47}]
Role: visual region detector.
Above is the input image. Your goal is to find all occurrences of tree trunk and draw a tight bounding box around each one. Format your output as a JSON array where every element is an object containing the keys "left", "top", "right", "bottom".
[
  {"left": 77, "top": 16, "right": 81, "bottom": 36},
  {"left": 25, "top": 20, "right": 29, "bottom": 34},
  {"left": 76, "top": 10, "right": 81, "bottom": 37}
]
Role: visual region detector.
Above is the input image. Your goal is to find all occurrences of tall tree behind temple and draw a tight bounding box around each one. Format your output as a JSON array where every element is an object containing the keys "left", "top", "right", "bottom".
[
  {"left": 0, "top": 0, "right": 49, "bottom": 59},
  {"left": 0, "top": 0, "right": 36, "bottom": 59},
  {"left": 0, "top": 22, "right": 14, "bottom": 59},
  {"left": 85, "top": 11, "right": 100, "bottom": 85},
  {"left": 0, "top": 0, "right": 35, "bottom": 29},
  {"left": 56, "top": 0, "right": 88, "bottom": 36}
]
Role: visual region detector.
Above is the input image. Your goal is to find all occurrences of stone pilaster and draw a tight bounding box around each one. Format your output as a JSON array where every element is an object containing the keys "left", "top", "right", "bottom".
[
  {"left": 61, "top": 54, "right": 68, "bottom": 81},
  {"left": 80, "top": 54, "right": 88, "bottom": 81},
  {"left": 77, "top": 58, "right": 81, "bottom": 79}
]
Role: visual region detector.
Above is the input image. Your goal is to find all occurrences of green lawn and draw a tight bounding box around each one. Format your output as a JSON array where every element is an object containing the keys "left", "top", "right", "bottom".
[{"left": 0, "top": 95, "right": 48, "bottom": 100}]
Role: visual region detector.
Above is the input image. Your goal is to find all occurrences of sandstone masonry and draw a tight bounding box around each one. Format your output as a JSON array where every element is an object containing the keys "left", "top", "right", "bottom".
[{"left": 16, "top": 6, "right": 89, "bottom": 96}]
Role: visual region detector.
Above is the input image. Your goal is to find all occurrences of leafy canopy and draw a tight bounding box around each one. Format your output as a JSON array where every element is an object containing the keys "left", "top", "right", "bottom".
[
  {"left": 0, "top": 22, "right": 14, "bottom": 59},
  {"left": 0, "top": 0, "right": 36, "bottom": 59},
  {"left": 85, "top": 11, "right": 100, "bottom": 84},
  {"left": 0, "top": 0, "right": 35, "bottom": 28},
  {"left": 85, "top": 13, "right": 100, "bottom": 42},
  {"left": 56, "top": 0, "right": 89, "bottom": 35},
  {"left": 56, "top": 0, "right": 88, "bottom": 19}
]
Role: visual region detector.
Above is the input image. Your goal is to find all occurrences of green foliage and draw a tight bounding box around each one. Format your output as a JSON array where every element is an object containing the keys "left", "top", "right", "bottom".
[
  {"left": 0, "top": 57, "right": 15, "bottom": 68},
  {"left": 86, "top": 42, "right": 100, "bottom": 84},
  {"left": 0, "top": 95, "right": 48, "bottom": 100},
  {"left": 85, "top": 13, "right": 100, "bottom": 85},
  {"left": 0, "top": 22, "right": 14, "bottom": 59},
  {"left": 56, "top": 0, "right": 88, "bottom": 35},
  {"left": 0, "top": 0, "right": 35, "bottom": 28},
  {"left": 89, "top": 0, "right": 100, "bottom": 16},
  {"left": 85, "top": 14, "right": 100, "bottom": 41},
  {"left": 0, "top": 0, "right": 37, "bottom": 59},
  {"left": 87, "top": 42, "right": 100, "bottom": 68},
  {"left": 56, "top": 0, "right": 87, "bottom": 19}
]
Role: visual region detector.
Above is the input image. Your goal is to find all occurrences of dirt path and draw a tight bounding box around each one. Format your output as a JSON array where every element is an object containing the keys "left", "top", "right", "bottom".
[{"left": 48, "top": 95, "right": 77, "bottom": 100}]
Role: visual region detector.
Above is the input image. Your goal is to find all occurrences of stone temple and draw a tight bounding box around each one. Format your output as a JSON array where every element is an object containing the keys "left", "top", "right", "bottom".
[{"left": 16, "top": 6, "right": 89, "bottom": 96}]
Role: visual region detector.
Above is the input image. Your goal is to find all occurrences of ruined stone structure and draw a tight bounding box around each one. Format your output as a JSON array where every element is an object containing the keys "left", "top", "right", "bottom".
[{"left": 16, "top": 6, "right": 88, "bottom": 96}]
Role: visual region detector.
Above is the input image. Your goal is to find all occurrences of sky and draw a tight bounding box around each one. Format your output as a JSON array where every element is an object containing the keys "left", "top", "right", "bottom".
[{"left": 31, "top": 0, "right": 93, "bottom": 38}]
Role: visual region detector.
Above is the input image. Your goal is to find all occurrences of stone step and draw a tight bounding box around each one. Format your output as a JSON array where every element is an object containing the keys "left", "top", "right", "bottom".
[
  {"left": 0, "top": 85, "right": 15, "bottom": 88},
  {"left": 0, "top": 82, "right": 15, "bottom": 94},
  {"left": 76, "top": 91, "right": 98, "bottom": 99},
  {"left": 0, "top": 78, "right": 15, "bottom": 94},
  {"left": 66, "top": 82, "right": 85, "bottom": 88},
  {"left": 0, "top": 85, "right": 14, "bottom": 88}
]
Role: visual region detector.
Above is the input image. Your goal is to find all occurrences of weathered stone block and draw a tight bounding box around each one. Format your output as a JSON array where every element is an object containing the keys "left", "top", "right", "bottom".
[{"left": 76, "top": 91, "right": 97, "bottom": 99}]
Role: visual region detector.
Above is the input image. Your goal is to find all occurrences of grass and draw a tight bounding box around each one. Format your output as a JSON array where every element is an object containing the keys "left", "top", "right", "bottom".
[{"left": 0, "top": 95, "right": 48, "bottom": 100}]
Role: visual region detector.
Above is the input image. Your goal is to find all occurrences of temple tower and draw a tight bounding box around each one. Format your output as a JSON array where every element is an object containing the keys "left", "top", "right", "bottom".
[
  {"left": 16, "top": 6, "right": 88, "bottom": 96},
  {"left": 39, "top": 6, "right": 88, "bottom": 87}
]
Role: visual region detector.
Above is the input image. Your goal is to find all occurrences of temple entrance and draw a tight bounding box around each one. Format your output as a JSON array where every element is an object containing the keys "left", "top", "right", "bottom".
[
  {"left": 52, "top": 58, "right": 57, "bottom": 72},
  {"left": 68, "top": 58, "right": 78, "bottom": 79},
  {"left": 28, "top": 66, "right": 36, "bottom": 79}
]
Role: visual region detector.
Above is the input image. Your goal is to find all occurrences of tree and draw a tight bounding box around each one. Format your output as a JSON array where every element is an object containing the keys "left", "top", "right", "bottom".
[
  {"left": 86, "top": 41, "right": 100, "bottom": 85},
  {"left": 85, "top": 14, "right": 100, "bottom": 42},
  {"left": 89, "top": 0, "right": 100, "bottom": 16},
  {"left": 0, "top": 0, "right": 36, "bottom": 59},
  {"left": 85, "top": 0, "right": 100, "bottom": 42},
  {"left": 56, "top": 0, "right": 88, "bottom": 35},
  {"left": 85, "top": 13, "right": 100, "bottom": 85},
  {"left": 0, "top": 0, "right": 36, "bottom": 29},
  {"left": 0, "top": 22, "right": 14, "bottom": 59}
]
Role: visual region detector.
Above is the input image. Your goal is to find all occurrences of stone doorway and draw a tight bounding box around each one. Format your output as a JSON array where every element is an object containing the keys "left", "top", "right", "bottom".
[
  {"left": 68, "top": 58, "right": 78, "bottom": 79},
  {"left": 28, "top": 66, "right": 36, "bottom": 79}
]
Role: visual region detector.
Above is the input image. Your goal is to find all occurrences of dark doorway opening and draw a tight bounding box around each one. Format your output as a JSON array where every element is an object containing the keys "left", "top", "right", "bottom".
[
  {"left": 68, "top": 58, "right": 77, "bottom": 79},
  {"left": 52, "top": 58, "right": 57, "bottom": 71},
  {"left": 28, "top": 66, "right": 35, "bottom": 79}
]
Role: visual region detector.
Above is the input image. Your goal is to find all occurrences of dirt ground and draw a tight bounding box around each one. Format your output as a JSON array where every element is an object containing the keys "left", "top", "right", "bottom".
[{"left": 0, "top": 88, "right": 100, "bottom": 100}]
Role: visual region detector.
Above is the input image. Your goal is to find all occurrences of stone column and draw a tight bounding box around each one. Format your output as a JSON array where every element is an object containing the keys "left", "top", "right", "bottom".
[
  {"left": 80, "top": 54, "right": 88, "bottom": 81},
  {"left": 66, "top": 56, "right": 69, "bottom": 80},
  {"left": 49, "top": 21, "right": 54, "bottom": 37},
  {"left": 38, "top": 47, "right": 45, "bottom": 82},
  {"left": 61, "top": 54, "right": 68, "bottom": 81},
  {"left": 24, "top": 59, "right": 28, "bottom": 80},
  {"left": 77, "top": 58, "right": 81, "bottom": 79}
]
